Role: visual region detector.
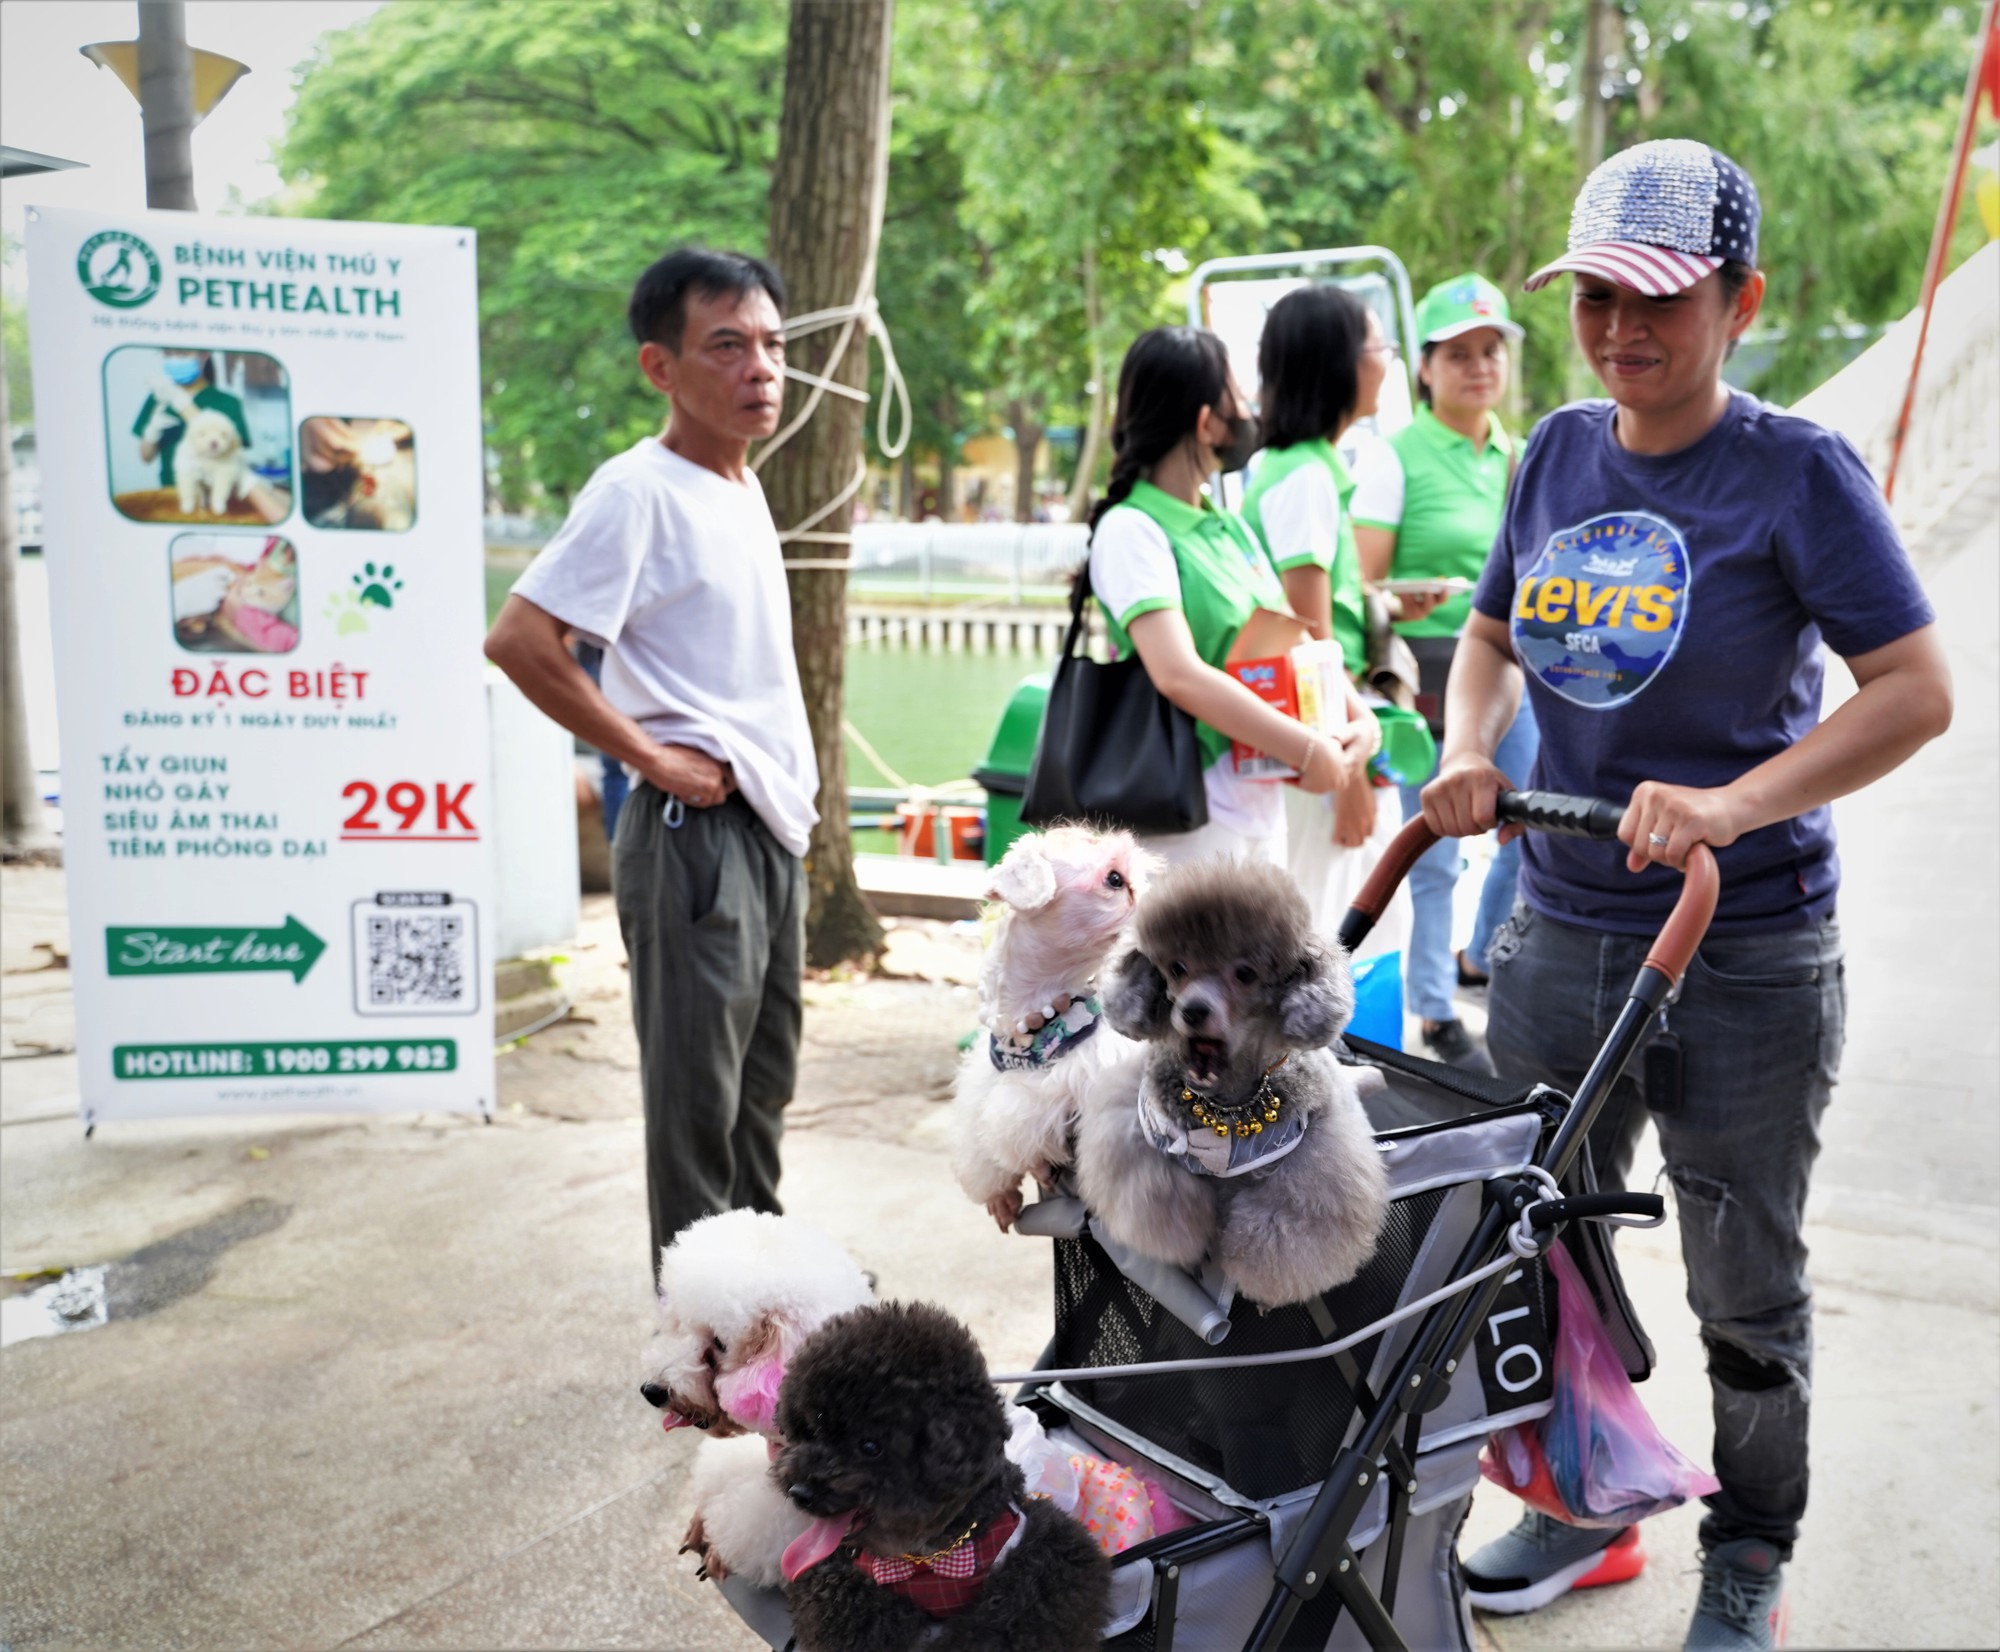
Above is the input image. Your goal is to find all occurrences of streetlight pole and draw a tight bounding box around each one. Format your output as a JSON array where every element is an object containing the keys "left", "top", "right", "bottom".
[{"left": 137, "top": 1, "right": 198, "bottom": 210}]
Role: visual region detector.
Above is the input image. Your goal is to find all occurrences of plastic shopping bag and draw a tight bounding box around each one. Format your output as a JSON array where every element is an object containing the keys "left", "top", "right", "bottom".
[{"left": 1480, "top": 1240, "right": 1719, "bottom": 1527}]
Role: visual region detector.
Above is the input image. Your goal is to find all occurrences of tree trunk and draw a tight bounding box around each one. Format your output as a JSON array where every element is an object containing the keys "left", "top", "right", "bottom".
[
  {"left": 761, "top": 0, "right": 892, "bottom": 968},
  {"left": 138, "top": 1, "right": 198, "bottom": 211},
  {"left": 0, "top": 326, "right": 54, "bottom": 858},
  {"left": 1568, "top": 0, "right": 1617, "bottom": 403},
  {"left": 937, "top": 449, "right": 956, "bottom": 522},
  {"left": 1065, "top": 242, "right": 1109, "bottom": 522},
  {"left": 1576, "top": 0, "right": 1614, "bottom": 182},
  {"left": 1009, "top": 396, "right": 1042, "bottom": 523},
  {"left": 898, "top": 448, "right": 914, "bottom": 520}
]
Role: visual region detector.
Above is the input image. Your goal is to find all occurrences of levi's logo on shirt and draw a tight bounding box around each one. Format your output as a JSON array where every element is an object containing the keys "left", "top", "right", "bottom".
[{"left": 1511, "top": 511, "right": 1691, "bottom": 709}]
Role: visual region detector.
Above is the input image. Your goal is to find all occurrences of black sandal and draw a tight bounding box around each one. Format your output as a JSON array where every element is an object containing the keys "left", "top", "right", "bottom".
[{"left": 1455, "top": 950, "right": 1489, "bottom": 988}]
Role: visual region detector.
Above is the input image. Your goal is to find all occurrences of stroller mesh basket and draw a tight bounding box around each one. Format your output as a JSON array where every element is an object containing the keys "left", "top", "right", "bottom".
[
  {"left": 1048, "top": 1186, "right": 1455, "bottom": 1500},
  {"left": 1022, "top": 1039, "right": 1656, "bottom": 1652}
]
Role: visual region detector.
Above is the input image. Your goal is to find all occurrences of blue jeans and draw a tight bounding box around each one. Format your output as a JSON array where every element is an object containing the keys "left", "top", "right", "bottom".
[
  {"left": 600, "top": 755, "right": 629, "bottom": 841},
  {"left": 1484, "top": 901, "right": 1846, "bottom": 1558},
  {"left": 1398, "top": 699, "right": 1539, "bottom": 1022}
]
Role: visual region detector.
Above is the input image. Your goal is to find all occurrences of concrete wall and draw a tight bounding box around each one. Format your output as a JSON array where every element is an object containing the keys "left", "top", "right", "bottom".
[{"left": 486, "top": 668, "right": 580, "bottom": 960}]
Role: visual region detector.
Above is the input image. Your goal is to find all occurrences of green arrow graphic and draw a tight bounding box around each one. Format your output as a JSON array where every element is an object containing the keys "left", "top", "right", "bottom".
[{"left": 106, "top": 917, "right": 326, "bottom": 983}]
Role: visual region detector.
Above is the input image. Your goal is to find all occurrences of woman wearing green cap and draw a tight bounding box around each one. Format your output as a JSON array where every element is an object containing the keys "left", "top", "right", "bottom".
[
  {"left": 1352, "top": 273, "right": 1535, "bottom": 1067},
  {"left": 1422, "top": 140, "right": 1951, "bottom": 1649}
]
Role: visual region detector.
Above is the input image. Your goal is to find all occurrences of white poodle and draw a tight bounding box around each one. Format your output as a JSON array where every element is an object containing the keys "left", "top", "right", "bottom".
[
  {"left": 175, "top": 408, "right": 253, "bottom": 517},
  {"left": 639, "top": 1210, "right": 874, "bottom": 1587},
  {"left": 950, "top": 827, "right": 1159, "bottom": 1231}
]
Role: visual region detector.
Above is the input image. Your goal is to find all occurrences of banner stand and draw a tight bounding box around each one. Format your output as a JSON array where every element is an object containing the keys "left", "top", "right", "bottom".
[{"left": 27, "top": 206, "right": 496, "bottom": 1125}]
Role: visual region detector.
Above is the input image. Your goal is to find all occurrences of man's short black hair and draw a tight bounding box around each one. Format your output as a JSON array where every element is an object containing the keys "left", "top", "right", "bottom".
[{"left": 627, "top": 247, "right": 787, "bottom": 352}]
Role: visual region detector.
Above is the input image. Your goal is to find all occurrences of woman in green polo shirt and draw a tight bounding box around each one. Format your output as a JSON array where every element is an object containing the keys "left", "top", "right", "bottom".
[
  {"left": 1352, "top": 273, "right": 1538, "bottom": 1068},
  {"left": 1238, "top": 284, "right": 1399, "bottom": 926},
  {"left": 1087, "top": 325, "right": 1370, "bottom": 865}
]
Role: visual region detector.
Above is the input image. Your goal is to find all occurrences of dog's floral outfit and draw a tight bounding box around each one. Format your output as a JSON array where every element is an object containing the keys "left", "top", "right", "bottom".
[{"left": 987, "top": 997, "right": 1101, "bottom": 1073}]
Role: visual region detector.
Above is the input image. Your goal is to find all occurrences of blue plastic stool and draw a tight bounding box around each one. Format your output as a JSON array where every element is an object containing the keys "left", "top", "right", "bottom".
[{"left": 1348, "top": 951, "right": 1403, "bottom": 1051}]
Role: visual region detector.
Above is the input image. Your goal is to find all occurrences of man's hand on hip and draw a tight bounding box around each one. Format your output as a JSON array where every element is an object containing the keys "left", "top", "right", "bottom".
[{"left": 646, "top": 745, "right": 736, "bottom": 808}]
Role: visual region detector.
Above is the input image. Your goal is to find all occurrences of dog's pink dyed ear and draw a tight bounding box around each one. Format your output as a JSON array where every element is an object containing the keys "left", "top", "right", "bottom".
[
  {"left": 716, "top": 1354, "right": 787, "bottom": 1434},
  {"left": 987, "top": 837, "right": 1057, "bottom": 912}
]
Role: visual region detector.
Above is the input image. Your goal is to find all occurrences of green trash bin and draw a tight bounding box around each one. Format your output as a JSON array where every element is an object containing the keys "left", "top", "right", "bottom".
[{"left": 972, "top": 671, "right": 1051, "bottom": 868}]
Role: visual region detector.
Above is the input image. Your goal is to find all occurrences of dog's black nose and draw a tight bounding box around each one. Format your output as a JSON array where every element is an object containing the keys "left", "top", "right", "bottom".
[
  {"left": 638, "top": 1381, "right": 670, "bottom": 1409},
  {"left": 788, "top": 1482, "right": 821, "bottom": 1510},
  {"left": 1179, "top": 996, "right": 1211, "bottom": 1029}
]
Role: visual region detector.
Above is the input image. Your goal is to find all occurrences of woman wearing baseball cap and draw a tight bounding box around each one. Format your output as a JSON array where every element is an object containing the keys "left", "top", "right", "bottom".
[
  {"left": 1424, "top": 140, "right": 1952, "bottom": 1648},
  {"left": 1352, "top": 274, "right": 1538, "bottom": 1068}
]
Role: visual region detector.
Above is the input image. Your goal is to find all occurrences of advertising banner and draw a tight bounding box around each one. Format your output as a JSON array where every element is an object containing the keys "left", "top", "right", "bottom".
[{"left": 24, "top": 206, "right": 495, "bottom": 1124}]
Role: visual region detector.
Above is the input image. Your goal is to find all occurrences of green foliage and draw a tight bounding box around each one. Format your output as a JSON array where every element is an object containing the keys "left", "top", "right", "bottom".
[
  {"left": 278, "top": 0, "right": 787, "bottom": 506},
  {"left": 1595, "top": 0, "right": 1976, "bottom": 400},
  {"left": 276, "top": 0, "right": 1988, "bottom": 502},
  {"left": 874, "top": 12, "right": 986, "bottom": 470},
  {"left": 945, "top": 0, "right": 1266, "bottom": 496},
  {"left": 3, "top": 287, "right": 29, "bottom": 424}
]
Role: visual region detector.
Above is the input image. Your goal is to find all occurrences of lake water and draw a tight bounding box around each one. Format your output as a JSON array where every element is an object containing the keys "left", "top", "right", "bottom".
[
  {"left": 843, "top": 641, "right": 1052, "bottom": 787},
  {"left": 842, "top": 641, "right": 1053, "bottom": 854}
]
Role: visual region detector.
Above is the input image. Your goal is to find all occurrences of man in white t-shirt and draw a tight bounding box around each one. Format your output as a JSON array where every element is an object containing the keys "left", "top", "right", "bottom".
[{"left": 485, "top": 248, "right": 818, "bottom": 1278}]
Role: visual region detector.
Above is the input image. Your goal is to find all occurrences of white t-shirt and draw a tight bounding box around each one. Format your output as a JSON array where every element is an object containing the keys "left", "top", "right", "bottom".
[
  {"left": 511, "top": 439, "right": 819, "bottom": 857},
  {"left": 1249, "top": 459, "right": 1343, "bottom": 570},
  {"left": 1088, "top": 505, "right": 1282, "bottom": 840},
  {"left": 1348, "top": 441, "right": 1407, "bottom": 528}
]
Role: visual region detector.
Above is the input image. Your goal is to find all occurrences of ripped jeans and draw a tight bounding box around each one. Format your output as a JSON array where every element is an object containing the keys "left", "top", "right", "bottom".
[{"left": 1484, "top": 903, "right": 1845, "bottom": 1558}]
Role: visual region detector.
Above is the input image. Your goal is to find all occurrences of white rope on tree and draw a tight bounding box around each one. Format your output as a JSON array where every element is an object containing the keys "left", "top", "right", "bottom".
[
  {"left": 753, "top": 76, "right": 911, "bottom": 570},
  {"left": 753, "top": 303, "right": 911, "bottom": 567}
]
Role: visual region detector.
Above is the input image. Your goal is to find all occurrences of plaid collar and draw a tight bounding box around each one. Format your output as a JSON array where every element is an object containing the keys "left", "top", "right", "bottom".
[
  {"left": 855, "top": 1506, "right": 1023, "bottom": 1618},
  {"left": 989, "top": 998, "right": 1101, "bottom": 1072}
]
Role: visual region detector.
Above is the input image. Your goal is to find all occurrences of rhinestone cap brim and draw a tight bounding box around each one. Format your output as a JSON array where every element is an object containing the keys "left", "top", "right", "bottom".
[{"left": 1523, "top": 242, "right": 1724, "bottom": 298}]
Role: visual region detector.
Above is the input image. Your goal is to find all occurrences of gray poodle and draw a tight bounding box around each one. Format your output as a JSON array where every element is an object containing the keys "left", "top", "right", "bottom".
[
  {"left": 773, "top": 1301, "right": 1110, "bottom": 1652},
  {"left": 1073, "top": 858, "right": 1390, "bottom": 1308}
]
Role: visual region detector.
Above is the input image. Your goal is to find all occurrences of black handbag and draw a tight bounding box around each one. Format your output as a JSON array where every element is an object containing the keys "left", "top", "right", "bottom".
[{"left": 1019, "top": 566, "right": 1210, "bottom": 835}]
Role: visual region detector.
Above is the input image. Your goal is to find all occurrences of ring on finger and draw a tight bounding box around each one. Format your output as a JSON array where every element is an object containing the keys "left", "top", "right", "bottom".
[{"left": 1647, "top": 832, "right": 1670, "bottom": 848}]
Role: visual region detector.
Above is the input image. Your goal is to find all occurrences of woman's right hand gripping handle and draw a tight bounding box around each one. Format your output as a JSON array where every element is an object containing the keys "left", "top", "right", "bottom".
[
  {"left": 1339, "top": 783, "right": 1716, "bottom": 988},
  {"left": 1420, "top": 752, "right": 1520, "bottom": 843}
]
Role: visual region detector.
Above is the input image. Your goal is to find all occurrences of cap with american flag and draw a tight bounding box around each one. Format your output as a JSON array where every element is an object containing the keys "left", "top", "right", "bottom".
[{"left": 1525, "top": 139, "right": 1760, "bottom": 297}]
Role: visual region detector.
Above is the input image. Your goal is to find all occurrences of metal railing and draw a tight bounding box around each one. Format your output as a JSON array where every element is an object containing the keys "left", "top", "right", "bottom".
[{"left": 846, "top": 520, "right": 1089, "bottom": 600}]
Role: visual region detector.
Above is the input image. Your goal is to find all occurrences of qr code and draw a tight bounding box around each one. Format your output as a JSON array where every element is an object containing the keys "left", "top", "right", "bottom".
[{"left": 352, "top": 896, "right": 480, "bottom": 1016}]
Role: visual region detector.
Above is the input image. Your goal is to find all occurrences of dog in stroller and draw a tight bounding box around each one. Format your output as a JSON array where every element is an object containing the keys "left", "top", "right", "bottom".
[{"left": 1075, "top": 857, "right": 1391, "bottom": 1308}]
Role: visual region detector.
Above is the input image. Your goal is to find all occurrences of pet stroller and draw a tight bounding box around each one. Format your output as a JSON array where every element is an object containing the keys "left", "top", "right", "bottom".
[{"left": 717, "top": 792, "right": 1717, "bottom": 1652}]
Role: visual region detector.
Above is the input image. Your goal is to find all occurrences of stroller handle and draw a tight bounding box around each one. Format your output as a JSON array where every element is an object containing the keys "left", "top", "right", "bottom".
[{"left": 1337, "top": 790, "right": 1720, "bottom": 993}]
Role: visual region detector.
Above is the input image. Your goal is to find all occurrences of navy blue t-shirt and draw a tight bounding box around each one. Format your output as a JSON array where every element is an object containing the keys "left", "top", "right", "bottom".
[{"left": 1472, "top": 392, "right": 1934, "bottom": 935}]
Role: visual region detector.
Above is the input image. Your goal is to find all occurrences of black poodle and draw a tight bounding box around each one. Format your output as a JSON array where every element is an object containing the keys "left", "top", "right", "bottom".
[{"left": 773, "top": 1300, "right": 1110, "bottom": 1652}]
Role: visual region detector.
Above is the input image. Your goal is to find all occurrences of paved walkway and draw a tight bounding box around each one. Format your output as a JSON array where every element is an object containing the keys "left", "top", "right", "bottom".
[{"left": 1, "top": 475, "right": 1993, "bottom": 1650}]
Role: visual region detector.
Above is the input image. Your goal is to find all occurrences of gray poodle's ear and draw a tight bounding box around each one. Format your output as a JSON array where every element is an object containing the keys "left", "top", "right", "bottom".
[
  {"left": 1280, "top": 942, "right": 1354, "bottom": 1048},
  {"left": 1102, "top": 947, "right": 1172, "bottom": 1039}
]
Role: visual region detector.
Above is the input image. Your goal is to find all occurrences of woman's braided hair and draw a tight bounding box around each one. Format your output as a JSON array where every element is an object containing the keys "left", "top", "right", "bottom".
[{"left": 1087, "top": 326, "right": 1234, "bottom": 538}]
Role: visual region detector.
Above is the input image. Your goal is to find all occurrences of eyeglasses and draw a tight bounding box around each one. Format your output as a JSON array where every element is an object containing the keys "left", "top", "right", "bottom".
[{"left": 1361, "top": 339, "right": 1402, "bottom": 360}]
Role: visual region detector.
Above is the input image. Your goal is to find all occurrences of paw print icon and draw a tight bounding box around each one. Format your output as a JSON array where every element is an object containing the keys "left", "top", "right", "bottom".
[{"left": 353, "top": 562, "right": 404, "bottom": 609}]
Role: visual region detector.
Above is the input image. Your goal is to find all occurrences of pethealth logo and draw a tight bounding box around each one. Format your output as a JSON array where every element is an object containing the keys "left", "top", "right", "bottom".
[{"left": 77, "top": 230, "right": 162, "bottom": 309}]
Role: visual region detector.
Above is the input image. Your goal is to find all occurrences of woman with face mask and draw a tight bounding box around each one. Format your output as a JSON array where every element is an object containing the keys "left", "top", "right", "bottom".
[
  {"left": 133, "top": 351, "right": 250, "bottom": 489},
  {"left": 1425, "top": 141, "right": 1952, "bottom": 1648},
  {"left": 1086, "top": 325, "right": 1369, "bottom": 866},
  {"left": 1352, "top": 274, "right": 1535, "bottom": 1068},
  {"left": 1239, "top": 285, "right": 1398, "bottom": 926}
]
